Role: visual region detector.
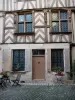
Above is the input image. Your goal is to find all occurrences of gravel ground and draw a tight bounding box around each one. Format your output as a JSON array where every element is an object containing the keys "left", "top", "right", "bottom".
[{"left": 0, "top": 85, "right": 75, "bottom": 100}]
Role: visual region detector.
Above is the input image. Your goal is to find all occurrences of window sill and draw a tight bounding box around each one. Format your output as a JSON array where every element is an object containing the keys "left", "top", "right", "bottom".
[
  {"left": 50, "top": 32, "right": 72, "bottom": 34},
  {"left": 14, "top": 32, "right": 35, "bottom": 36},
  {"left": 10, "top": 71, "right": 29, "bottom": 74}
]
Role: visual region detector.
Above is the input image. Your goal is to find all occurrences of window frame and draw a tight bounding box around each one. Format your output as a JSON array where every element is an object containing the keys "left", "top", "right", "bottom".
[
  {"left": 51, "top": 49, "right": 64, "bottom": 72},
  {"left": 51, "top": 10, "right": 71, "bottom": 33},
  {"left": 13, "top": 49, "right": 25, "bottom": 71},
  {"left": 18, "top": 13, "right": 32, "bottom": 33},
  {"left": 32, "top": 50, "right": 45, "bottom": 56}
]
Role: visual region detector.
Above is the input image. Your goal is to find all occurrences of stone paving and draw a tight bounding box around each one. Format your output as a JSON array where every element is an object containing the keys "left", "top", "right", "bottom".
[{"left": 0, "top": 84, "right": 75, "bottom": 100}]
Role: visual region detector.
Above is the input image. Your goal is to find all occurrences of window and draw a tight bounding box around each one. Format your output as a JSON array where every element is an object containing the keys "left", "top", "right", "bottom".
[
  {"left": 52, "top": 11, "right": 69, "bottom": 32},
  {"left": 13, "top": 50, "right": 25, "bottom": 71},
  {"left": 18, "top": 14, "right": 32, "bottom": 33},
  {"left": 51, "top": 49, "right": 64, "bottom": 71},
  {"left": 32, "top": 50, "right": 45, "bottom": 55}
]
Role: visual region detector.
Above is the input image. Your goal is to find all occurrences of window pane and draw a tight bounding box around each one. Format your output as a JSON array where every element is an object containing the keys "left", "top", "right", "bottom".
[
  {"left": 26, "top": 23, "right": 32, "bottom": 32},
  {"left": 18, "top": 24, "right": 24, "bottom": 32},
  {"left": 61, "top": 21, "right": 68, "bottom": 32},
  {"left": 13, "top": 50, "right": 25, "bottom": 71},
  {"left": 33, "top": 50, "right": 38, "bottom": 55},
  {"left": 51, "top": 49, "right": 64, "bottom": 71},
  {"left": 52, "top": 22, "right": 59, "bottom": 32},
  {"left": 39, "top": 50, "right": 45, "bottom": 55},
  {"left": 52, "top": 13, "right": 59, "bottom": 21},
  {"left": 19, "top": 15, "right": 24, "bottom": 22},
  {"left": 60, "top": 11, "right": 67, "bottom": 19},
  {"left": 26, "top": 14, "right": 32, "bottom": 22}
]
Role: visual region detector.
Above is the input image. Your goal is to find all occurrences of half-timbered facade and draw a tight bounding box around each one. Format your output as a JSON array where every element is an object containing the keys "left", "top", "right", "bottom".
[{"left": 0, "top": 0, "right": 75, "bottom": 82}]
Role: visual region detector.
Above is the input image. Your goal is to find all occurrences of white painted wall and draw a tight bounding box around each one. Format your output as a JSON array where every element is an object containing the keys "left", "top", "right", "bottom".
[
  {"left": 0, "top": 13, "right": 4, "bottom": 43},
  {"left": 0, "top": 49, "right": 3, "bottom": 72},
  {"left": 0, "top": 0, "right": 3, "bottom": 10},
  {"left": 1, "top": 43, "right": 70, "bottom": 50}
]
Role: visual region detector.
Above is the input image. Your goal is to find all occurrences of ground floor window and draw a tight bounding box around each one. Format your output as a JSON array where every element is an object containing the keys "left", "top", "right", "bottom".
[
  {"left": 51, "top": 49, "right": 64, "bottom": 71},
  {"left": 13, "top": 50, "right": 25, "bottom": 71}
]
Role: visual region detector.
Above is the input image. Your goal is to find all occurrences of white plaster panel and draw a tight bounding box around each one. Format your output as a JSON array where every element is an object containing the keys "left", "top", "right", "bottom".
[
  {"left": 25, "top": 49, "right": 32, "bottom": 72},
  {"left": 26, "top": 36, "right": 33, "bottom": 43},
  {"left": 4, "top": 0, "right": 15, "bottom": 11},
  {"left": 64, "top": 49, "right": 70, "bottom": 72},
  {"left": 35, "top": 12, "right": 44, "bottom": 26},
  {"left": 0, "top": 16, "right": 4, "bottom": 43},
  {"left": 28, "top": 1, "right": 36, "bottom": 9},
  {"left": 35, "top": 38, "right": 44, "bottom": 43},
  {"left": 0, "top": 50, "right": 3, "bottom": 72},
  {"left": 17, "top": 36, "right": 24, "bottom": 43},
  {"left": 18, "top": 2, "right": 25, "bottom": 10},
  {"left": 47, "top": 12, "right": 50, "bottom": 26},
  {"left": 52, "top": 35, "right": 60, "bottom": 42},
  {"left": 62, "top": 35, "right": 69, "bottom": 42},
  {"left": 0, "top": 0, "right": 3, "bottom": 10},
  {"left": 72, "top": 13, "right": 75, "bottom": 43},
  {"left": 3, "top": 49, "right": 12, "bottom": 71},
  {"left": 5, "top": 14, "right": 14, "bottom": 27},
  {"left": 1, "top": 0, "right": 75, "bottom": 11},
  {"left": 35, "top": 28, "right": 45, "bottom": 38},
  {"left": 47, "top": 28, "right": 50, "bottom": 42}
]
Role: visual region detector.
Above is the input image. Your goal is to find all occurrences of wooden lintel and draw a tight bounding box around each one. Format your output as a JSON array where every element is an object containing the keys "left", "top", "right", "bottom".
[
  {"left": 0, "top": 7, "right": 75, "bottom": 14},
  {"left": 50, "top": 32, "right": 72, "bottom": 35},
  {"left": 14, "top": 32, "right": 35, "bottom": 36}
]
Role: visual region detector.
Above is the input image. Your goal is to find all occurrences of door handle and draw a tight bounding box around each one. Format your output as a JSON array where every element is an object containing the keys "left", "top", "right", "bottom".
[{"left": 38, "top": 62, "right": 40, "bottom": 64}]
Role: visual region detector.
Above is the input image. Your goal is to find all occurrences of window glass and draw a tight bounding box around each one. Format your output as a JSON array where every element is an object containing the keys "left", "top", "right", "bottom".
[
  {"left": 19, "top": 15, "right": 24, "bottom": 22},
  {"left": 52, "top": 22, "right": 59, "bottom": 32},
  {"left": 61, "top": 21, "right": 68, "bottom": 32},
  {"left": 52, "top": 13, "right": 59, "bottom": 21},
  {"left": 39, "top": 50, "right": 45, "bottom": 55},
  {"left": 33, "top": 50, "right": 38, "bottom": 55},
  {"left": 26, "top": 14, "right": 32, "bottom": 22},
  {"left": 51, "top": 49, "right": 64, "bottom": 71},
  {"left": 13, "top": 50, "right": 25, "bottom": 71},
  {"left": 18, "top": 24, "right": 24, "bottom": 32},
  {"left": 26, "top": 23, "right": 32, "bottom": 32},
  {"left": 60, "top": 11, "right": 67, "bottom": 19}
]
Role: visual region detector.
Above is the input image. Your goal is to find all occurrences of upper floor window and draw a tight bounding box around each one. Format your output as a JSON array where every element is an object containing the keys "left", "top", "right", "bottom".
[
  {"left": 52, "top": 11, "right": 69, "bottom": 32},
  {"left": 18, "top": 13, "right": 32, "bottom": 33}
]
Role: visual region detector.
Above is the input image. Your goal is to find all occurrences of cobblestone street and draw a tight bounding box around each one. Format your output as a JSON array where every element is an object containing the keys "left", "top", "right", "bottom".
[{"left": 0, "top": 85, "right": 75, "bottom": 100}]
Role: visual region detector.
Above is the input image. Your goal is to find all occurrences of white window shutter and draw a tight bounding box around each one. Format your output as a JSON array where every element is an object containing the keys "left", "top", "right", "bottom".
[
  {"left": 64, "top": 49, "right": 70, "bottom": 72},
  {"left": 3, "top": 49, "right": 12, "bottom": 71},
  {"left": 25, "top": 49, "right": 32, "bottom": 72},
  {"left": 47, "top": 49, "right": 51, "bottom": 72}
]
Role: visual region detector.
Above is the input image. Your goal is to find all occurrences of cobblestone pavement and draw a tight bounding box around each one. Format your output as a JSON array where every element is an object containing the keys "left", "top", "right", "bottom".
[{"left": 0, "top": 85, "right": 75, "bottom": 100}]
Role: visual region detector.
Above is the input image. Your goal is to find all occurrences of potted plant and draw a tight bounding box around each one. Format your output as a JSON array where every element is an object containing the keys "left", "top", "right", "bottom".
[
  {"left": 55, "top": 67, "right": 64, "bottom": 76},
  {"left": 54, "top": 67, "right": 64, "bottom": 83},
  {"left": 0, "top": 71, "right": 9, "bottom": 78},
  {"left": 13, "top": 63, "right": 20, "bottom": 71}
]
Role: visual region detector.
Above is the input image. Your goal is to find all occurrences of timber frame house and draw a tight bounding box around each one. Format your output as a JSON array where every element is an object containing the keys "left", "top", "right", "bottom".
[{"left": 0, "top": 0, "right": 75, "bottom": 82}]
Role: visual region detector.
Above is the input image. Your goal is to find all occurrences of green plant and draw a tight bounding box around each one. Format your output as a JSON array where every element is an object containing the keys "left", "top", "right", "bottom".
[{"left": 53, "top": 66, "right": 63, "bottom": 73}]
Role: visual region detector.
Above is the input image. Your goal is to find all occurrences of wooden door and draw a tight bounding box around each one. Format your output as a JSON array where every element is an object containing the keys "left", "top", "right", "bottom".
[{"left": 32, "top": 56, "right": 45, "bottom": 80}]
